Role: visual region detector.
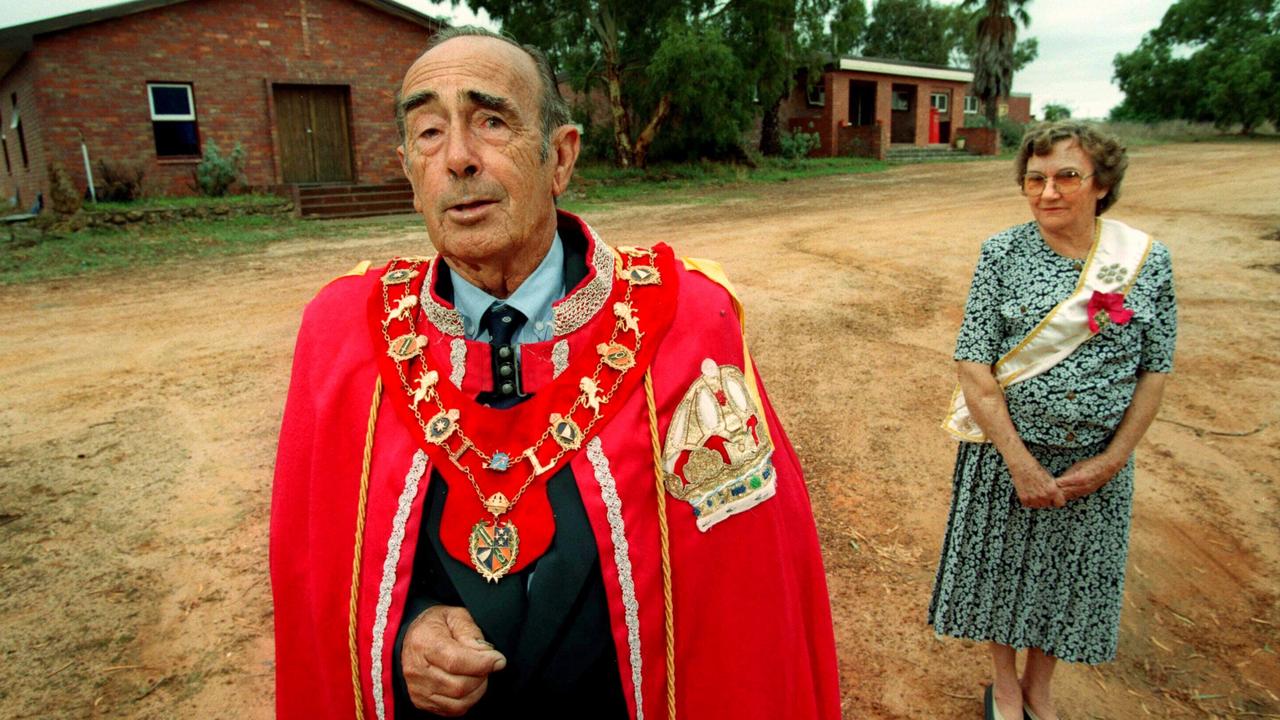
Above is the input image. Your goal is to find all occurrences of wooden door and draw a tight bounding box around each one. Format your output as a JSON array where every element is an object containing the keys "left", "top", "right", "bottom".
[{"left": 274, "top": 85, "right": 354, "bottom": 183}]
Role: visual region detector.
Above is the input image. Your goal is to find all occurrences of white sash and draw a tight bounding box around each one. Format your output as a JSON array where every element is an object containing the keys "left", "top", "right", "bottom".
[{"left": 942, "top": 218, "right": 1154, "bottom": 442}]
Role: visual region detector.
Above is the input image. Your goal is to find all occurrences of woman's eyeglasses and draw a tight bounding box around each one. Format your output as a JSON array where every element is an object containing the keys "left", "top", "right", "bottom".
[{"left": 1022, "top": 170, "right": 1093, "bottom": 196}]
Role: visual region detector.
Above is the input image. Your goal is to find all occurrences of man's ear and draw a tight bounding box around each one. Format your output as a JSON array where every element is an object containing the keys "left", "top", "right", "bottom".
[
  {"left": 549, "top": 124, "right": 581, "bottom": 198},
  {"left": 398, "top": 144, "right": 423, "bottom": 214}
]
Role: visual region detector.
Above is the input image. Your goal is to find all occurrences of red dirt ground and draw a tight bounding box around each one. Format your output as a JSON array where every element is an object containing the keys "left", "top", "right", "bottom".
[{"left": 1, "top": 141, "right": 1277, "bottom": 719}]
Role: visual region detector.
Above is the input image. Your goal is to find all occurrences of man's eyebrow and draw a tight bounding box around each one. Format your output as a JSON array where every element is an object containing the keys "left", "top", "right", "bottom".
[
  {"left": 399, "top": 90, "right": 437, "bottom": 119},
  {"left": 466, "top": 90, "right": 513, "bottom": 114}
]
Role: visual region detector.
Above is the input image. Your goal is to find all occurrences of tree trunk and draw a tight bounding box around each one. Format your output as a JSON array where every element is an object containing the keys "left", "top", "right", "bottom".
[
  {"left": 632, "top": 93, "right": 672, "bottom": 170},
  {"left": 759, "top": 93, "right": 784, "bottom": 156},
  {"left": 602, "top": 57, "right": 635, "bottom": 168},
  {"left": 590, "top": 3, "right": 636, "bottom": 168}
]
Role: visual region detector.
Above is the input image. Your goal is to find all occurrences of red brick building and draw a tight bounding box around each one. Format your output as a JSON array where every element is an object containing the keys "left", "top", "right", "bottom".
[
  {"left": 782, "top": 56, "right": 1032, "bottom": 159},
  {"left": 0, "top": 0, "right": 441, "bottom": 209}
]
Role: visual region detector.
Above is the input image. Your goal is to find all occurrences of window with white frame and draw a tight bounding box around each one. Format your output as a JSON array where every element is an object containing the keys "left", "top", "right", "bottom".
[
  {"left": 148, "top": 83, "right": 200, "bottom": 157},
  {"left": 930, "top": 92, "right": 949, "bottom": 113},
  {"left": 964, "top": 95, "right": 980, "bottom": 114}
]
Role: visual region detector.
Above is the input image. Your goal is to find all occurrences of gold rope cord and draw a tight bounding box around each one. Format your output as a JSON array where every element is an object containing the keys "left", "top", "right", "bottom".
[
  {"left": 643, "top": 370, "right": 676, "bottom": 720},
  {"left": 348, "top": 376, "right": 382, "bottom": 720}
]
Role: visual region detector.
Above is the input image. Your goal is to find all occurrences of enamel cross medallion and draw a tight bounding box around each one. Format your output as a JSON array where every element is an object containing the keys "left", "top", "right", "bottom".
[{"left": 468, "top": 518, "right": 520, "bottom": 583}]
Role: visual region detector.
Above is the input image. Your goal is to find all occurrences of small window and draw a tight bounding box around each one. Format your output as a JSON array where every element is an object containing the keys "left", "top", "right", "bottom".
[
  {"left": 930, "top": 92, "right": 949, "bottom": 113},
  {"left": 964, "top": 95, "right": 980, "bottom": 114},
  {"left": 147, "top": 83, "right": 200, "bottom": 157},
  {"left": 891, "top": 91, "right": 910, "bottom": 112},
  {"left": 806, "top": 82, "right": 826, "bottom": 107},
  {"left": 10, "top": 94, "right": 28, "bottom": 168}
]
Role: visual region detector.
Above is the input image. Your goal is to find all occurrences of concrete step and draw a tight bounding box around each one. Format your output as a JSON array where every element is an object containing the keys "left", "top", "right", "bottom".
[{"left": 295, "top": 181, "right": 417, "bottom": 219}]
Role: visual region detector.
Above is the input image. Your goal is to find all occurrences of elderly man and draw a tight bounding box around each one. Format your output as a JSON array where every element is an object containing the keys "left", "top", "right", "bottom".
[{"left": 271, "top": 27, "right": 839, "bottom": 720}]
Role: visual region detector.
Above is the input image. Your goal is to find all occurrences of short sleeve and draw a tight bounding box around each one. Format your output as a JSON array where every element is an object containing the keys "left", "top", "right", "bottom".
[
  {"left": 953, "top": 239, "right": 1005, "bottom": 364},
  {"left": 1139, "top": 243, "right": 1177, "bottom": 373}
]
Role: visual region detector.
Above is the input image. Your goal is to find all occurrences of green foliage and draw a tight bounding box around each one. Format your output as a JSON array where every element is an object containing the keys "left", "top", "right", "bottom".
[
  {"left": 1112, "top": 0, "right": 1280, "bottom": 133},
  {"left": 647, "top": 21, "right": 756, "bottom": 162},
  {"left": 96, "top": 159, "right": 146, "bottom": 202},
  {"left": 962, "top": 0, "right": 1032, "bottom": 125},
  {"left": 862, "top": 0, "right": 954, "bottom": 65},
  {"left": 947, "top": 6, "right": 1038, "bottom": 72},
  {"left": 779, "top": 130, "right": 821, "bottom": 159},
  {"left": 47, "top": 162, "right": 82, "bottom": 216},
  {"left": 193, "top": 141, "right": 245, "bottom": 197},
  {"left": 1042, "top": 103, "right": 1071, "bottom": 121}
]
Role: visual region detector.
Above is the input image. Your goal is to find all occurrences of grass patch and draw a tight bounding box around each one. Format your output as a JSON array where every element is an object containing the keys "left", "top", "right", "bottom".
[
  {"left": 3, "top": 156, "right": 892, "bottom": 285},
  {"left": 88, "top": 193, "right": 287, "bottom": 213},
  {"left": 562, "top": 156, "right": 887, "bottom": 210},
  {"left": 1094, "top": 120, "right": 1279, "bottom": 147},
  {"left": 1, "top": 214, "right": 418, "bottom": 285}
]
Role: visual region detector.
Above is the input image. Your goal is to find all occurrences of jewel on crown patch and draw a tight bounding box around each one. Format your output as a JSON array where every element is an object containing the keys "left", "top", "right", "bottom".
[{"left": 661, "top": 359, "right": 776, "bottom": 531}]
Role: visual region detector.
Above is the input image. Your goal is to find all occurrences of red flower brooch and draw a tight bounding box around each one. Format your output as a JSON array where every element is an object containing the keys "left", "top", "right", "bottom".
[{"left": 1086, "top": 291, "right": 1134, "bottom": 333}]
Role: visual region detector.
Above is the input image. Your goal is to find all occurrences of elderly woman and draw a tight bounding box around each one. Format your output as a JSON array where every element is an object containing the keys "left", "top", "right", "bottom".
[{"left": 929, "top": 121, "right": 1177, "bottom": 720}]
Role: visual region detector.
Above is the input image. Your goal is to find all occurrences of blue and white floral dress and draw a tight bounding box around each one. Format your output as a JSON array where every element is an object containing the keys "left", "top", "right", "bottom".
[{"left": 928, "top": 221, "right": 1177, "bottom": 664}]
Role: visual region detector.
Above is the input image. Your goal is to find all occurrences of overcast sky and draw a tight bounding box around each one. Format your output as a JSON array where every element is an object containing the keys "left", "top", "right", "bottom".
[{"left": 7, "top": 0, "right": 1174, "bottom": 119}]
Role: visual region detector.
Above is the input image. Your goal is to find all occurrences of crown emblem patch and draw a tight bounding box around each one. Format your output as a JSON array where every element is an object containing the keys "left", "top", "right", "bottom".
[{"left": 661, "top": 359, "right": 776, "bottom": 531}]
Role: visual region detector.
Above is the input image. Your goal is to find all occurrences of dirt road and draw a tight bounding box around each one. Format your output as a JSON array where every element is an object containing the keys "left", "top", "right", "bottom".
[{"left": 2, "top": 142, "right": 1277, "bottom": 718}]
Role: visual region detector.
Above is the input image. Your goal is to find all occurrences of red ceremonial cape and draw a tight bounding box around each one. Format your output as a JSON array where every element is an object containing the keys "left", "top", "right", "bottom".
[{"left": 271, "top": 211, "right": 840, "bottom": 719}]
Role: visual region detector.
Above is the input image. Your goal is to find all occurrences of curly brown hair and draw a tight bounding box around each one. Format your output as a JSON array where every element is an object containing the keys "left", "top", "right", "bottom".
[{"left": 1015, "top": 121, "right": 1128, "bottom": 215}]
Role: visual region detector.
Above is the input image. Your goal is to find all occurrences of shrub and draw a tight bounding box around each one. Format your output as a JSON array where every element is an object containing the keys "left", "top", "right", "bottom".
[
  {"left": 47, "top": 161, "right": 82, "bottom": 216},
  {"left": 1042, "top": 103, "right": 1072, "bottom": 121},
  {"left": 779, "top": 130, "right": 821, "bottom": 160},
  {"left": 193, "top": 141, "right": 245, "bottom": 197},
  {"left": 96, "top": 158, "right": 146, "bottom": 202}
]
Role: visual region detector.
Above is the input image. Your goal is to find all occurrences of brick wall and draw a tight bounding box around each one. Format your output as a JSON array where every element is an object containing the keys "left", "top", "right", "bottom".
[
  {"left": 16, "top": 0, "right": 435, "bottom": 197},
  {"left": 1005, "top": 95, "right": 1032, "bottom": 124},
  {"left": 955, "top": 127, "right": 999, "bottom": 155},
  {"left": 838, "top": 123, "right": 886, "bottom": 160},
  {"left": 0, "top": 56, "right": 47, "bottom": 211}
]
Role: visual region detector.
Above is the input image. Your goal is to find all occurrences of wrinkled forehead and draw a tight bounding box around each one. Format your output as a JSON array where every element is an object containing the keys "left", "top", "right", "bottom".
[
  {"left": 400, "top": 36, "right": 539, "bottom": 109},
  {"left": 1028, "top": 138, "right": 1093, "bottom": 173}
]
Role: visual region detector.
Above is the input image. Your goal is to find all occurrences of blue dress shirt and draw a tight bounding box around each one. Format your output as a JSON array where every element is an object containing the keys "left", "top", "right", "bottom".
[{"left": 449, "top": 233, "right": 565, "bottom": 343}]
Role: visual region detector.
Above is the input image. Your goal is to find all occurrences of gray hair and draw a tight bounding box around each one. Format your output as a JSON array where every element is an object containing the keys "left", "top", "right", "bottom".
[{"left": 394, "top": 26, "right": 572, "bottom": 160}]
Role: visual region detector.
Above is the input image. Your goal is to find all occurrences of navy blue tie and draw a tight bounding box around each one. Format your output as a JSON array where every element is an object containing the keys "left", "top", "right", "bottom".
[{"left": 479, "top": 302, "right": 527, "bottom": 402}]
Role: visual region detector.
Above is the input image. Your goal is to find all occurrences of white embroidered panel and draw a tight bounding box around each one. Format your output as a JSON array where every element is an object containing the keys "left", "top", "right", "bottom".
[
  {"left": 372, "top": 450, "right": 428, "bottom": 720},
  {"left": 449, "top": 338, "right": 466, "bottom": 389},
  {"left": 551, "top": 339, "right": 570, "bottom": 379},
  {"left": 586, "top": 438, "right": 645, "bottom": 720}
]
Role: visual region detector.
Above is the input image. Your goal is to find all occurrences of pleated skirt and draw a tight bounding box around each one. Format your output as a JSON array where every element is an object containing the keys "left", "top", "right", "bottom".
[{"left": 927, "top": 440, "right": 1135, "bottom": 664}]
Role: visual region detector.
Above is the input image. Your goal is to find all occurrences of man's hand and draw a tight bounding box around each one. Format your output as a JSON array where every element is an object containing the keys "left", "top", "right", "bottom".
[
  {"left": 1007, "top": 455, "right": 1066, "bottom": 509},
  {"left": 1056, "top": 455, "right": 1123, "bottom": 502},
  {"left": 401, "top": 605, "right": 507, "bottom": 717}
]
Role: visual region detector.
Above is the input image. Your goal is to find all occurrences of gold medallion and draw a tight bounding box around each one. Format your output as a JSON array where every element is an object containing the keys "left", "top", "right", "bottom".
[
  {"left": 381, "top": 268, "right": 419, "bottom": 285},
  {"left": 469, "top": 519, "right": 520, "bottom": 583},
  {"left": 549, "top": 413, "right": 583, "bottom": 450},
  {"left": 597, "top": 342, "right": 636, "bottom": 371},
  {"left": 483, "top": 492, "right": 512, "bottom": 515},
  {"left": 387, "top": 334, "right": 425, "bottom": 361},
  {"left": 426, "top": 409, "right": 460, "bottom": 444},
  {"left": 622, "top": 265, "right": 661, "bottom": 286}
]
